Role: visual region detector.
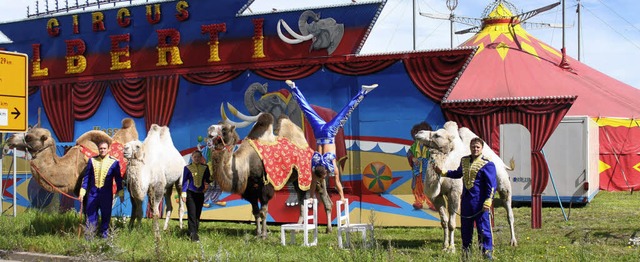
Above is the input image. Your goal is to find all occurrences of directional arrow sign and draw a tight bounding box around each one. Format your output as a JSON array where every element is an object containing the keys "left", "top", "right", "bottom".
[
  {"left": 11, "top": 107, "right": 20, "bottom": 119},
  {"left": 0, "top": 51, "right": 28, "bottom": 132}
]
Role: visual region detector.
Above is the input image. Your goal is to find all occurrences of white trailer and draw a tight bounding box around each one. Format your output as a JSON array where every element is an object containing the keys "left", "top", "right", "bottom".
[{"left": 500, "top": 116, "right": 599, "bottom": 204}]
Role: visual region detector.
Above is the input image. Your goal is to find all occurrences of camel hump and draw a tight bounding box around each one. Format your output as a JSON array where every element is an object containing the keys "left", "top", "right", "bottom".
[
  {"left": 121, "top": 118, "right": 134, "bottom": 129},
  {"left": 76, "top": 130, "right": 113, "bottom": 149},
  {"left": 276, "top": 115, "right": 307, "bottom": 146},
  {"left": 247, "top": 113, "right": 274, "bottom": 140}
]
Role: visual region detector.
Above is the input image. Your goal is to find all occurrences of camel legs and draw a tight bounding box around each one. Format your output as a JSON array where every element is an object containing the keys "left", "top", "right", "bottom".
[
  {"left": 250, "top": 200, "right": 268, "bottom": 239},
  {"left": 128, "top": 198, "right": 143, "bottom": 230},
  {"left": 162, "top": 182, "right": 184, "bottom": 230},
  {"left": 446, "top": 194, "right": 460, "bottom": 253},
  {"left": 499, "top": 190, "right": 518, "bottom": 246},
  {"left": 434, "top": 194, "right": 457, "bottom": 253},
  {"left": 149, "top": 186, "right": 164, "bottom": 241}
]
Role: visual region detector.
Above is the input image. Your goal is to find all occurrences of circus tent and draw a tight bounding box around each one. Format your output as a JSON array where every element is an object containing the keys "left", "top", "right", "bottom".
[{"left": 438, "top": 1, "right": 640, "bottom": 227}]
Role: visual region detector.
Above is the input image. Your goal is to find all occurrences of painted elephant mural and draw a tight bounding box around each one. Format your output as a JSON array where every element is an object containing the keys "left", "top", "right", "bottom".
[
  {"left": 221, "top": 82, "right": 348, "bottom": 206},
  {"left": 277, "top": 10, "right": 345, "bottom": 55}
]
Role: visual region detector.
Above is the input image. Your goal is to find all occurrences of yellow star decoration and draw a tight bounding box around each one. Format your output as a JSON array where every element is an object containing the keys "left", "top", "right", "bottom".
[
  {"left": 599, "top": 160, "right": 611, "bottom": 173},
  {"left": 634, "top": 162, "right": 640, "bottom": 173}
]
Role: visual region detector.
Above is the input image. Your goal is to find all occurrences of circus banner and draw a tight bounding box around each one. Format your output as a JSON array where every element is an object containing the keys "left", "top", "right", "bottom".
[{"left": 0, "top": 0, "right": 475, "bottom": 227}]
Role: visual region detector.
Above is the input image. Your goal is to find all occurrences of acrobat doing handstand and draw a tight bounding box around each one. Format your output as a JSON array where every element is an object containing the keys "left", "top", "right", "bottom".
[{"left": 286, "top": 80, "right": 378, "bottom": 201}]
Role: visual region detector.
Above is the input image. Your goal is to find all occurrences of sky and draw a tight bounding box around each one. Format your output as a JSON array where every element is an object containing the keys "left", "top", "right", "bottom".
[{"left": 0, "top": 0, "right": 639, "bottom": 88}]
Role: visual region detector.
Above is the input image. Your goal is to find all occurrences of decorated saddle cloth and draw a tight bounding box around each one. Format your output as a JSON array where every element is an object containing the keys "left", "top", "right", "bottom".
[{"left": 249, "top": 137, "right": 314, "bottom": 191}]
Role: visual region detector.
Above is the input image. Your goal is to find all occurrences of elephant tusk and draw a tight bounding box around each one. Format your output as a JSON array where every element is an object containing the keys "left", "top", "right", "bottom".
[
  {"left": 220, "top": 102, "right": 256, "bottom": 128},
  {"left": 277, "top": 19, "right": 314, "bottom": 44},
  {"left": 220, "top": 103, "right": 229, "bottom": 121},
  {"left": 223, "top": 118, "right": 254, "bottom": 128},
  {"left": 226, "top": 102, "right": 261, "bottom": 122}
]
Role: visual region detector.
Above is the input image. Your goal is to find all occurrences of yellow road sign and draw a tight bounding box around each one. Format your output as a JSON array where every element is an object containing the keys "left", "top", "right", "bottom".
[{"left": 0, "top": 51, "right": 28, "bottom": 132}]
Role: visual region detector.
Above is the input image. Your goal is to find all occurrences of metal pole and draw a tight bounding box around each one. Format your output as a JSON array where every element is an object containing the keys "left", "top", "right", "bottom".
[
  {"left": 577, "top": 0, "right": 581, "bottom": 61},
  {"left": 12, "top": 150, "right": 16, "bottom": 217},
  {"left": 413, "top": 0, "right": 416, "bottom": 50},
  {"left": 450, "top": 18, "right": 454, "bottom": 48},
  {"left": 446, "top": 0, "right": 459, "bottom": 48},
  {"left": 562, "top": 0, "right": 566, "bottom": 52}
]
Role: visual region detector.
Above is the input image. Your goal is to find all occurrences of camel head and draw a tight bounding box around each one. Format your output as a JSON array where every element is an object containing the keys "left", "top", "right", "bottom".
[
  {"left": 415, "top": 127, "right": 457, "bottom": 154},
  {"left": 6, "top": 127, "right": 54, "bottom": 155},
  {"left": 207, "top": 123, "right": 239, "bottom": 151},
  {"left": 158, "top": 125, "right": 176, "bottom": 146},
  {"left": 123, "top": 140, "right": 144, "bottom": 160}
]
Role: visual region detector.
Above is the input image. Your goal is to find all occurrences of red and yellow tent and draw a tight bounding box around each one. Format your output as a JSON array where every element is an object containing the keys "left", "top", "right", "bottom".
[{"left": 439, "top": 2, "right": 640, "bottom": 227}]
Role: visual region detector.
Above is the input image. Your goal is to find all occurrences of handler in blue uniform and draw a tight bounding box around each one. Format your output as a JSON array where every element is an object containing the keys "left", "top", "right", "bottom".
[
  {"left": 434, "top": 137, "right": 497, "bottom": 260},
  {"left": 181, "top": 150, "right": 212, "bottom": 242},
  {"left": 80, "top": 141, "right": 124, "bottom": 239},
  {"left": 286, "top": 79, "right": 377, "bottom": 201}
]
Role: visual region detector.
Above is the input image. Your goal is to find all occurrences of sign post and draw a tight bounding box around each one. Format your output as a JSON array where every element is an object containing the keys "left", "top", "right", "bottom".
[
  {"left": 0, "top": 51, "right": 29, "bottom": 217},
  {"left": 0, "top": 51, "right": 28, "bottom": 132}
]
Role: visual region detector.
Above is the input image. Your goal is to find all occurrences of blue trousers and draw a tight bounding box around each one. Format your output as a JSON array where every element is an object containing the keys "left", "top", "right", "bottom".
[
  {"left": 460, "top": 210, "right": 493, "bottom": 253},
  {"left": 86, "top": 191, "right": 113, "bottom": 238}
]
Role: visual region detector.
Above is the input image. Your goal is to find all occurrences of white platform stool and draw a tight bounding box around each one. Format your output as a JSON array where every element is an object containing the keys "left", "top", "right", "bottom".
[
  {"left": 337, "top": 199, "right": 374, "bottom": 248},
  {"left": 280, "top": 198, "right": 318, "bottom": 246}
]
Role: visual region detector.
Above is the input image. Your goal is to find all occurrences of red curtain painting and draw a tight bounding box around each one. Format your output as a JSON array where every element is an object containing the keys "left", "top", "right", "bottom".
[
  {"left": 110, "top": 78, "right": 146, "bottom": 118},
  {"left": 144, "top": 75, "right": 179, "bottom": 130},
  {"left": 73, "top": 81, "right": 107, "bottom": 120},
  {"left": 442, "top": 97, "right": 576, "bottom": 228},
  {"left": 40, "top": 84, "right": 74, "bottom": 142},
  {"left": 39, "top": 75, "right": 179, "bottom": 141},
  {"left": 182, "top": 70, "right": 243, "bottom": 85},
  {"left": 325, "top": 59, "right": 395, "bottom": 75},
  {"left": 404, "top": 54, "right": 471, "bottom": 102},
  {"left": 254, "top": 65, "right": 322, "bottom": 80}
]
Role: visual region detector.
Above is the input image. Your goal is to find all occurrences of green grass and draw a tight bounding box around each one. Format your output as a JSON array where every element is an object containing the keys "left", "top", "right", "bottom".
[{"left": 2, "top": 191, "right": 640, "bottom": 261}]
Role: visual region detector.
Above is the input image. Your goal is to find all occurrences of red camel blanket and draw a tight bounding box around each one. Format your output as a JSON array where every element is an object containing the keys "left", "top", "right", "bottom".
[{"left": 249, "top": 137, "right": 314, "bottom": 191}]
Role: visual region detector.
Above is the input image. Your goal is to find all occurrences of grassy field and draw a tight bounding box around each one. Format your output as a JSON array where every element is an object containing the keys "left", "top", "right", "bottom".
[{"left": 1, "top": 190, "right": 640, "bottom": 261}]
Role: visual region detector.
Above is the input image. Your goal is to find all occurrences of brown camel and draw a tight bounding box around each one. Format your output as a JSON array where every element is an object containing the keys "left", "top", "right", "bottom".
[
  {"left": 207, "top": 113, "right": 332, "bottom": 238},
  {"left": 5, "top": 118, "right": 138, "bottom": 197}
]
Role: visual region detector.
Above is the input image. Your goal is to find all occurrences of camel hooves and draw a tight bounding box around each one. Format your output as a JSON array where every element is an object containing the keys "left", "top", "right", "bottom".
[{"left": 442, "top": 247, "right": 456, "bottom": 253}]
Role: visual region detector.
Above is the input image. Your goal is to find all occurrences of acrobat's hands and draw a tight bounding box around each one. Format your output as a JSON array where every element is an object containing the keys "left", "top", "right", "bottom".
[
  {"left": 361, "top": 84, "right": 378, "bottom": 94},
  {"left": 285, "top": 80, "right": 296, "bottom": 89}
]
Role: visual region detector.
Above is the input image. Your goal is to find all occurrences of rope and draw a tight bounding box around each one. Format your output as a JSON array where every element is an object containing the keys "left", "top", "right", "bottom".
[
  {"left": 29, "top": 162, "right": 81, "bottom": 201},
  {"left": 77, "top": 201, "right": 84, "bottom": 238},
  {"left": 454, "top": 209, "right": 487, "bottom": 219}
]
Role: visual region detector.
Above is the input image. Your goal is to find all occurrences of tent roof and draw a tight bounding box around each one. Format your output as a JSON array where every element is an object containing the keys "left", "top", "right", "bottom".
[{"left": 445, "top": 3, "right": 640, "bottom": 118}]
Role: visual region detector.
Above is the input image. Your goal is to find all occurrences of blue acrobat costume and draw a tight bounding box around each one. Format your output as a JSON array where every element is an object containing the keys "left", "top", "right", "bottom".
[
  {"left": 443, "top": 154, "right": 497, "bottom": 255},
  {"left": 81, "top": 155, "right": 122, "bottom": 238},
  {"left": 287, "top": 80, "right": 377, "bottom": 171}
]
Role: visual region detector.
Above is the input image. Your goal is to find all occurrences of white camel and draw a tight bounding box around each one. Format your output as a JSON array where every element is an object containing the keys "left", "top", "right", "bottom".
[
  {"left": 123, "top": 124, "right": 185, "bottom": 238},
  {"left": 415, "top": 121, "right": 518, "bottom": 252}
]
